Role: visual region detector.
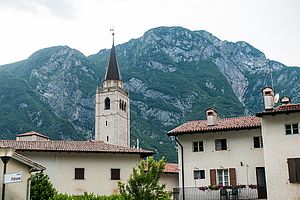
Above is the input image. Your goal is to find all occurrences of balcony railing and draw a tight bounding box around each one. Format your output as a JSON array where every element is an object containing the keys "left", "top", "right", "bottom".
[{"left": 173, "top": 187, "right": 259, "bottom": 200}]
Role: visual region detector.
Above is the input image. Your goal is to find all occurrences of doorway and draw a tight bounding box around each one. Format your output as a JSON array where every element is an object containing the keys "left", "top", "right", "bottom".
[{"left": 256, "top": 167, "right": 267, "bottom": 199}]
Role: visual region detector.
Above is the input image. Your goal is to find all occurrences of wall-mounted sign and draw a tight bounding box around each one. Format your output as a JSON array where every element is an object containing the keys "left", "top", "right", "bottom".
[{"left": 4, "top": 172, "right": 22, "bottom": 184}]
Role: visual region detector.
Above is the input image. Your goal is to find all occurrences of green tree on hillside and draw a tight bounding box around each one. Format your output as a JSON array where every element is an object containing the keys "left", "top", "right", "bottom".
[{"left": 118, "top": 157, "right": 170, "bottom": 200}]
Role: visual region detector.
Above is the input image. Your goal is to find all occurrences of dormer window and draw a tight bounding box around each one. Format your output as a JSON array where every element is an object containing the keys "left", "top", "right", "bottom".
[{"left": 105, "top": 97, "right": 110, "bottom": 110}]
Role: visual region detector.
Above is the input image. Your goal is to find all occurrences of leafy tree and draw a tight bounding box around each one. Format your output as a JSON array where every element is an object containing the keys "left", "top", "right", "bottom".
[
  {"left": 118, "top": 157, "right": 170, "bottom": 200},
  {"left": 30, "top": 172, "right": 57, "bottom": 200}
]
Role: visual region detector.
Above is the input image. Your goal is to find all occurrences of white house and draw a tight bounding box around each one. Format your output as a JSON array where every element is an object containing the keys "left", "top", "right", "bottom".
[
  {"left": 256, "top": 87, "right": 300, "bottom": 200},
  {"left": 168, "top": 109, "right": 266, "bottom": 199}
]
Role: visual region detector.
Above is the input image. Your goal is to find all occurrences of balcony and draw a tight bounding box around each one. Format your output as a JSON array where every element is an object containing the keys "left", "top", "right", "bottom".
[{"left": 172, "top": 187, "right": 265, "bottom": 200}]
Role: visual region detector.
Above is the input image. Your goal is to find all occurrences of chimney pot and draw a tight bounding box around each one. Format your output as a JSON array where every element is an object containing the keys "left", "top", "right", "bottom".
[
  {"left": 262, "top": 87, "right": 274, "bottom": 110},
  {"left": 206, "top": 108, "right": 218, "bottom": 126},
  {"left": 280, "top": 96, "right": 291, "bottom": 104}
]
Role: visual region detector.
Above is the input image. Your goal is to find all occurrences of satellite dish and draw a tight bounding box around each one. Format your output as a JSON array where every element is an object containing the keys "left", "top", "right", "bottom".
[{"left": 274, "top": 93, "right": 280, "bottom": 103}]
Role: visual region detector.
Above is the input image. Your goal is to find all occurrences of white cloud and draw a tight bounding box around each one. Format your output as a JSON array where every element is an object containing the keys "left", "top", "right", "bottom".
[{"left": 0, "top": 0, "right": 299, "bottom": 66}]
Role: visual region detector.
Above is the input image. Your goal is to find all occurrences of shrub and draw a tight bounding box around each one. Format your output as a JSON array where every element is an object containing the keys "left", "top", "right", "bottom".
[
  {"left": 118, "top": 157, "right": 171, "bottom": 200},
  {"left": 30, "top": 172, "right": 57, "bottom": 200}
]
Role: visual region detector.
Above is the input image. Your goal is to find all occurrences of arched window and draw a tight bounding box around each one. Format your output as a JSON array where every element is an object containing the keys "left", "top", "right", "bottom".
[
  {"left": 124, "top": 102, "right": 126, "bottom": 111},
  {"left": 105, "top": 97, "right": 110, "bottom": 110}
]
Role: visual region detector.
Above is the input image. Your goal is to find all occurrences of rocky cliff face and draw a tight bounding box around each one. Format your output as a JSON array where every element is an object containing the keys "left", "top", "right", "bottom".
[{"left": 0, "top": 27, "right": 299, "bottom": 161}]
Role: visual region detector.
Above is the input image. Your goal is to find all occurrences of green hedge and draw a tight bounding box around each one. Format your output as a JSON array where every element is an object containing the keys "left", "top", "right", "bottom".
[{"left": 51, "top": 193, "right": 124, "bottom": 200}]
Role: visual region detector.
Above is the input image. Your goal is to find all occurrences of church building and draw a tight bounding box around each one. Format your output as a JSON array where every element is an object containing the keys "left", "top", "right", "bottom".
[{"left": 0, "top": 33, "right": 154, "bottom": 196}]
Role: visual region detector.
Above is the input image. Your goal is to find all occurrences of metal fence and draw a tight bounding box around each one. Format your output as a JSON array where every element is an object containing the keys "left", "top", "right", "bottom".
[{"left": 173, "top": 187, "right": 259, "bottom": 200}]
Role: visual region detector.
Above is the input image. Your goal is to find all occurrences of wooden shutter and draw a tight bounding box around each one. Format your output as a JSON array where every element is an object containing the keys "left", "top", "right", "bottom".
[
  {"left": 288, "top": 158, "right": 296, "bottom": 183},
  {"left": 229, "top": 168, "right": 237, "bottom": 186},
  {"left": 111, "top": 169, "right": 120, "bottom": 180},
  {"left": 296, "top": 158, "right": 300, "bottom": 182},
  {"left": 75, "top": 168, "right": 84, "bottom": 180},
  {"left": 210, "top": 169, "right": 216, "bottom": 185}
]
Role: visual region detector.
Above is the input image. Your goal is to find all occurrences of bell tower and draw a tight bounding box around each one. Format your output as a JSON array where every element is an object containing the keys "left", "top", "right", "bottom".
[{"left": 95, "top": 30, "right": 130, "bottom": 147}]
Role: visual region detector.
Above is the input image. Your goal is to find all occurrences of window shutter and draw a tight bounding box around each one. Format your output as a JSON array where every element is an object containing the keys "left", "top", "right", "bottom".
[
  {"left": 295, "top": 158, "right": 300, "bottom": 182},
  {"left": 111, "top": 169, "right": 120, "bottom": 180},
  {"left": 229, "top": 168, "right": 237, "bottom": 186},
  {"left": 210, "top": 169, "right": 216, "bottom": 186},
  {"left": 75, "top": 168, "right": 85, "bottom": 180},
  {"left": 288, "top": 158, "right": 297, "bottom": 183}
]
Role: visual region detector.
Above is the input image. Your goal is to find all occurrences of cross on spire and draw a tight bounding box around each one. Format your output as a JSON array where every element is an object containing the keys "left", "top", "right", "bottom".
[{"left": 104, "top": 28, "right": 122, "bottom": 81}]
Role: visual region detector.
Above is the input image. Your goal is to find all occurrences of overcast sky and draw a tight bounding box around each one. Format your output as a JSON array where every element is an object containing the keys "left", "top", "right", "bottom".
[{"left": 0, "top": 0, "right": 299, "bottom": 66}]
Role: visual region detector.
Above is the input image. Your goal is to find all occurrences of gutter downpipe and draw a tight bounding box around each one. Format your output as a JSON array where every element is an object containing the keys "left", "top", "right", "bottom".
[{"left": 175, "top": 136, "right": 185, "bottom": 200}]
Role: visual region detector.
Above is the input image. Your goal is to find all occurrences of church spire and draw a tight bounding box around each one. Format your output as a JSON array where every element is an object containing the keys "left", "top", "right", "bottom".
[{"left": 104, "top": 29, "right": 122, "bottom": 81}]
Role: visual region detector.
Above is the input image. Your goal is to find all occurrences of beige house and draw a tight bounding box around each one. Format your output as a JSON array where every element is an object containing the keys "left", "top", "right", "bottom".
[
  {"left": 168, "top": 109, "right": 266, "bottom": 198},
  {"left": 161, "top": 163, "right": 179, "bottom": 192},
  {"left": 0, "top": 132, "right": 152, "bottom": 195},
  {"left": 0, "top": 150, "right": 45, "bottom": 200},
  {"left": 257, "top": 87, "right": 300, "bottom": 200}
]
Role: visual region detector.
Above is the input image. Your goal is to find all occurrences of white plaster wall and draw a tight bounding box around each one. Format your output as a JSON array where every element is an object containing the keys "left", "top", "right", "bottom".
[
  {"left": 177, "top": 129, "right": 264, "bottom": 188},
  {"left": 160, "top": 173, "right": 179, "bottom": 192},
  {"left": 261, "top": 113, "right": 300, "bottom": 200},
  {"left": 18, "top": 151, "right": 140, "bottom": 195},
  {"left": 0, "top": 159, "right": 31, "bottom": 200}
]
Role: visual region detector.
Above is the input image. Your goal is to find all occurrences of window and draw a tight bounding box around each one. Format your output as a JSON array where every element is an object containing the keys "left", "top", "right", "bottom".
[
  {"left": 111, "top": 169, "right": 120, "bottom": 180},
  {"left": 217, "top": 169, "right": 229, "bottom": 186},
  {"left": 75, "top": 168, "right": 85, "bottom": 180},
  {"left": 287, "top": 158, "right": 300, "bottom": 183},
  {"left": 194, "top": 170, "right": 205, "bottom": 179},
  {"left": 105, "top": 97, "right": 110, "bottom": 110},
  {"left": 285, "top": 124, "right": 299, "bottom": 135},
  {"left": 253, "top": 136, "right": 263, "bottom": 148},
  {"left": 215, "top": 139, "right": 227, "bottom": 151},
  {"left": 119, "top": 100, "right": 127, "bottom": 111},
  {"left": 193, "top": 141, "right": 204, "bottom": 152}
]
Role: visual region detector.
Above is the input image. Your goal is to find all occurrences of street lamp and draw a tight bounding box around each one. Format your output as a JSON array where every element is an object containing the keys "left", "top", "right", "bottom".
[{"left": 0, "top": 147, "right": 15, "bottom": 200}]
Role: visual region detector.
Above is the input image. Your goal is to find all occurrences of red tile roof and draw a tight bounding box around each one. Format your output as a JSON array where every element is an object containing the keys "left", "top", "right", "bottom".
[
  {"left": 0, "top": 140, "right": 154, "bottom": 158},
  {"left": 168, "top": 116, "right": 261, "bottom": 136},
  {"left": 256, "top": 103, "right": 300, "bottom": 117},
  {"left": 16, "top": 131, "right": 49, "bottom": 139},
  {"left": 164, "top": 163, "right": 179, "bottom": 174}
]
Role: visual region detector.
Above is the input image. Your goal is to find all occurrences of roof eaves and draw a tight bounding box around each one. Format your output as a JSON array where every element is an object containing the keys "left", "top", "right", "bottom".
[
  {"left": 168, "top": 125, "right": 261, "bottom": 136},
  {"left": 12, "top": 152, "right": 46, "bottom": 171}
]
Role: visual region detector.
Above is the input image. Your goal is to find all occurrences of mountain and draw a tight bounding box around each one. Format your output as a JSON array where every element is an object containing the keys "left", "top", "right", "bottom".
[{"left": 0, "top": 26, "right": 299, "bottom": 162}]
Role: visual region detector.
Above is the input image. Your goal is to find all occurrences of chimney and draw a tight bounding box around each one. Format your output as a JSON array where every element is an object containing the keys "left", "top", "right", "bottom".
[
  {"left": 280, "top": 96, "right": 291, "bottom": 105},
  {"left": 206, "top": 108, "right": 218, "bottom": 126},
  {"left": 262, "top": 87, "right": 274, "bottom": 110}
]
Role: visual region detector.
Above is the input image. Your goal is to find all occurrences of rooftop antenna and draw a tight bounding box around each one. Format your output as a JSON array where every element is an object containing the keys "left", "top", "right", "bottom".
[{"left": 136, "top": 138, "right": 140, "bottom": 149}]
